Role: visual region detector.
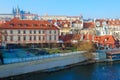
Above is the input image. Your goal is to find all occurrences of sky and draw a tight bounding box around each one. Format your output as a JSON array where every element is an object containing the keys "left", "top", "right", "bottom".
[{"left": 0, "top": 0, "right": 120, "bottom": 19}]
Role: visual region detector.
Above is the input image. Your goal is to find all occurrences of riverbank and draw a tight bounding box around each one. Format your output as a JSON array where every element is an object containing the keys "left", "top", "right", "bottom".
[
  {"left": 1, "top": 59, "right": 96, "bottom": 80},
  {"left": 4, "top": 61, "right": 120, "bottom": 80},
  {"left": 1, "top": 48, "right": 119, "bottom": 78},
  {"left": 0, "top": 51, "right": 87, "bottom": 78}
]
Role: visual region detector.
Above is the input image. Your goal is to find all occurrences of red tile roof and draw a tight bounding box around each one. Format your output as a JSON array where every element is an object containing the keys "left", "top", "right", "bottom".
[
  {"left": 60, "top": 34, "right": 115, "bottom": 48},
  {"left": 94, "top": 35, "right": 115, "bottom": 44},
  {"left": 50, "top": 20, "right": 71, "bottom": 28},
  {"left": 96, "top": 19, "right": 120, "bottom": 26},
  {"left": 0, "top": 18, "right": 59, "bottom": 30},
  {"left": 83, "top": 22, "right": 95, "bottom": 28}
]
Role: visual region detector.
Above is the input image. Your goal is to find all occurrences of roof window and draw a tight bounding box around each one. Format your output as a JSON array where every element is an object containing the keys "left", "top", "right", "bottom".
[
  {"left": 32, "top": 24, "right": 37, "bottom": 27},
  {"left": 18, "top": 24, "right": 22, "bottom": 27},
  {"left": 10, "top": 23, "right": 14, "bottom": 27}
]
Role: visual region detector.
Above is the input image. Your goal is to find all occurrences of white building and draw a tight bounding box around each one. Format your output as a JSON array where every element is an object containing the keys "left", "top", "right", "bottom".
[{"left": 0, "top": 18, "right": 59, "bottom": 48}]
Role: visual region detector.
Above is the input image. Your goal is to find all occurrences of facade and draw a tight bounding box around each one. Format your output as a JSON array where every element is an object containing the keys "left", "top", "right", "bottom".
[
  {"left": 40, "top": 15, "right": 83, "bottom": 21},
  {"left": 94, "top": 19, "right": 120, "bottom": 41},
  {"left": 60, "top": 34, "right": 116, "bottom": 49},
  {"left": 70, "top": 20, "right": 83, "bottom": 34},
  {"left": 49, "top": 19, "right": 83, "bottom": 35},
  {"left": 0, "top": 14, "right": 13, "bottom": 24},
  {"left": 0, "top": 18, "right": 59, "bottom": 48},
  {"left": 107, "top": 19, "right": 120, "bottom": 40},
  {"left": 95, "top": 19, "right": 109, "bottom": 36}
]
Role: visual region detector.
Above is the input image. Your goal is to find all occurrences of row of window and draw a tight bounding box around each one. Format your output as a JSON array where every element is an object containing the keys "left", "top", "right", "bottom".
[
  {"left": 5, "top": 30, "right": 56, "bottom": 34},
  {"left": 4, "top": 36, "right": 57, "bottom": 41}
]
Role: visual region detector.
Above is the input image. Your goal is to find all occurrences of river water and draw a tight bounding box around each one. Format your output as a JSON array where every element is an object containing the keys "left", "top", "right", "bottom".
[{"left": 3, "top": 61, "right": 120, "bottom": 80}]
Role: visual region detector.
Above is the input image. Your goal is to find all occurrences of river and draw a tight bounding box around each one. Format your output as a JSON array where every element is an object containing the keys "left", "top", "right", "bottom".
[{"left": 2, "top": 61, "right": 120, "bottom": 80}]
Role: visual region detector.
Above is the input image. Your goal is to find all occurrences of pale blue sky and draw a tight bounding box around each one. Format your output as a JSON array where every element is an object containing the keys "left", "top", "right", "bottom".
[{"left": 0, "top": 0, "right": 120, "bottom": 18}]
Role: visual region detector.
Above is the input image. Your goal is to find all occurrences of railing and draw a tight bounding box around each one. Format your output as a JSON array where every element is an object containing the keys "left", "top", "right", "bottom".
[{"left": 3, "top": 51, "right": 85, "bottom": 64}]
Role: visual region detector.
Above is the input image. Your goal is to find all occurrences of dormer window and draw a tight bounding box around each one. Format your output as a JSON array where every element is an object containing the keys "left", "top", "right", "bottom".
[
  {"left": 40, "top": 24, "right": 44, "bottom": 27},
  {"left": 10, "top": 23, "right": 14, "bottom": 27},
  {"left": 32, "top": 24, "right": 37, "bottom": 27},
  {"left": 24, "top": 24, "right": 28, "bottom": 27},
  {"left": 18, "top": 24, "right": 22, "bottom": 27}
]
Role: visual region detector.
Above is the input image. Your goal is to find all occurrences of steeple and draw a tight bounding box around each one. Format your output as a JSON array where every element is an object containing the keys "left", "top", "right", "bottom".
[{"left": 16, "top": 6, "right": 20, "bottom": 14}]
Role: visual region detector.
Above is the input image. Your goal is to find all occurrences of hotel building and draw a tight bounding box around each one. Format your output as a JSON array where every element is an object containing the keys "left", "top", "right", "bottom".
[{"left": 0, "top": 18, "right": 59, "bottom": 48}]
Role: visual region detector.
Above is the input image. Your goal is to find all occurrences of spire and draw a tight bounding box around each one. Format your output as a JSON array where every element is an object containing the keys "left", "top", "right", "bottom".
[
  {"left": 12, "top": 7, "right": 15, "bottom": 14},
  {"left": 16, "top": 5, "right": 20, "bottom": 14}
]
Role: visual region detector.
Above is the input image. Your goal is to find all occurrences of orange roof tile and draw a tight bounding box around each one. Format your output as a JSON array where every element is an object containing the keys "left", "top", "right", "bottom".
[
  {"left": 83, "top": 22, "right": 95, "bottom": 28},
  {"left": 0, "top": 18, "right": 59, "bottom": 30}
]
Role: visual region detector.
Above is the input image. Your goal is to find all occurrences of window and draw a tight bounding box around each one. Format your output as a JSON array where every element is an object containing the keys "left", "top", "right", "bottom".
[
  {"left": 49, "top": 31, "right": 51, "bottom": 34},
  {"left": 49, "top": 36, "right": 51, "bottom": 40},
  {"left": 33, "top": 24, "right": 37, "bottom": 27},
  {"left": 18, "top": 30, "right": 20, "bottom": 34},
  {"left": 5, "top": 36, "right": 7, "bottom": 41},
  {"left": 18, "top": 36, "right": 20, "bottom": 41},
  {"left": 54, "top": 36, "right": 56, "bottom": 40},
  {"left": 10, "top": 36, "right": 13, "bottom": 41},
  {"left": 43, "top": 36, "right": 45, "bottom": 40},
  {"left": 10, "top": 23, "right": 14, "bottom": 27},
  {"left": 18, "top": 24, "right": 22, "bottom": 27},
  {"left": 40, "top": 24, "right": 44, "bottom": 27},
  {"left": 39, "top": 36, "right": 41, "bottom": 40},
  {"left": 54, "top": 30, "right": 56, "bottom": 34},
  {"left": 39, "top": 30, "right": 41, "bottom": 34},
  {"left": 34, "top": 36, "right": 36, "bottom": 40},
  {"left": 30, "top": 30, "right": 32, "bottom": 34},
  {"left": 24, "top": 24, "right": 28, "bottom": 27},
  {"left": 42, "top": 30, "right": 45, "bottom": 34},
  {"left": 4, "top": 30, "right": 7, "bottom": 34},
  {"left": 23, "top": 36, "right": 26, "bottom": 41},
  {"left": 34, "top": 30, "right": 36, "bottom": 34},
  {"left": 30, "top": 36, "right": 32, "bottom": 40},
  {"left": 23, "top": 30, "right": 26, "bottom": 34},
  {"left": 10, "top": 30, "right": 13, "bottom": 34}
]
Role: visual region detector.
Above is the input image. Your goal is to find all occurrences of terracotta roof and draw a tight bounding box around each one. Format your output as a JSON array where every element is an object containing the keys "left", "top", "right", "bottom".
[
  {"left": 72, "top": 20, "right": 82, "bottom": 24},
  {"left": 0, "top": 18, "right": 59, "bottom": 30},
  {"left": 96, "top": 19, "right": 120, "bottom": 26},
  {"left": 49, "top": 20, "right": 71, "bottom": 28},
  {"left": 95, "top": 19, "right": 106, "bottom": 27},
  {"left": 60, "top": 34, "right": 115, "bottom": 47},
  {"left": 107, "top": 19, "right": 120, "bottom": 26},
  {"left": 83, "top": 22, "right": 95, "bottom": 28},
  {"left": 94, "top": 35, "right": 115, "bottom": 44}
]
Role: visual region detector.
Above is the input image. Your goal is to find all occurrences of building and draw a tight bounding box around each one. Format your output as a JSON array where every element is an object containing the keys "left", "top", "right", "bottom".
[
  {"left": 12, "top": 7, "right": 39, "bottom": 20},
  {"left": 95, "top": 19, "right": 109, "bottom": 36},
  {"left": 107, "top": 19, "right": 120, "bottom": 40},
  {"left": 51, "top": 20, "right": 71, "bottom": 35},
  {"left": 40, "top": 15, "right": 83, "bottom": 21},
  {"left": 0, "top": 18, "right": 59, "bottom": 48},
  {"left": 94, "top": 18, "right": 120, "bottom": 41}
]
